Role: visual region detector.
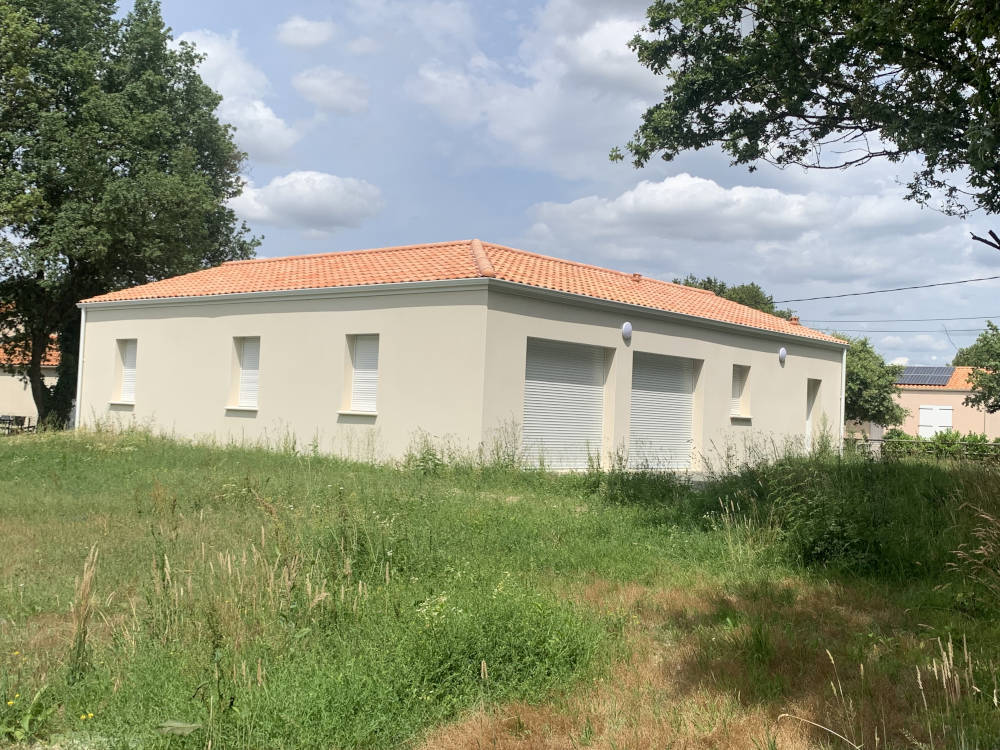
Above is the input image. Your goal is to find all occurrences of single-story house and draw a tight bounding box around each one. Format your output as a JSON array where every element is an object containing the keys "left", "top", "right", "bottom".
[
  {"left": 895, "top": 366, "right": 1000, "bottom": 438},
  {"left": 75, "top": 239, "right": 847, "bottom": 470},
  {"left": 0, "top": 345, "right": 59, "bottom": 423}
]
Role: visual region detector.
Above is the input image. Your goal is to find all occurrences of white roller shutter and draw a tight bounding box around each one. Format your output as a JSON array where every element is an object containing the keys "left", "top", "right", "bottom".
[
  {"left": 629, "top": 352, "right": 694, "bottom": 470},
  {"left": 350, "top": 334, "right": 379, "bottom": 412},
  {"left": 238, "top": 337, "right": 260, "bottom": 408},
  {"left": 918, "top": 405, "right": 952, "bottom": 437},
  {"left": 522, "top": 339, "right": 606, "bottom": 470},
  {"left": 120, "top": 340, "right": 137, "bottom": 402}
]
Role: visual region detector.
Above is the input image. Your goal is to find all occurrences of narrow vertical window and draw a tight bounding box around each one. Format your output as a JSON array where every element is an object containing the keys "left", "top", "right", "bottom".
[
  {"left": 118, "top": 339, "right": 137, "bottom": 402},
  {"left": 237, "top": 337, "right": 260, "bottom": 408},
  {"left": 731, "top": 364, "right": 750, "bottom": 417},
  {"left": 350, "top": 334, "right": 379, "bottom": 412}
]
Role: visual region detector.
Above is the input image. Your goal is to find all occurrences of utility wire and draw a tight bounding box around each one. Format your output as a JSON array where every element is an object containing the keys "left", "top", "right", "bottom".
[
  {"left": 775, "top": 275, "right": 1000, "bottom": 303},
  {"left": 802, "top": 314, "right": 1000, "bottom": 323},
  {"left": 815, "top": 327, "right": 987, "bottom": 334}
]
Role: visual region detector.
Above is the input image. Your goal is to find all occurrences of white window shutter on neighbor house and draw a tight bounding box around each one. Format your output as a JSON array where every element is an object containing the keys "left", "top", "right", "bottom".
[
  {"left": 351, "top": 335, "right": 379, "bottom": 412},
  {"left": 238, "top": 338, "right": 260, "bottom": 408},
  {"left": 120, "top": 340, "right": 137, "bottom": 402}
]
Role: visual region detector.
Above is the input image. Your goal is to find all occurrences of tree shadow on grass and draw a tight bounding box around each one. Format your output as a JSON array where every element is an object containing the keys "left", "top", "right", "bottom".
[{"left": 418, "top": 575, "right": 949, "bottom": 750}]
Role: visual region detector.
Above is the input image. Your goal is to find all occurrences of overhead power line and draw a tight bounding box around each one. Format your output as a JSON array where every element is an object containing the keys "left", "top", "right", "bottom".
[
  {"left": 775, "top": 275, "right": 1000, "bottom": 303},
  {"left": 815, "top": 327, "right": 987, "bottom": 334},
  {"left": 802, "top": 314, "right": 1000, "bottom": 323}
]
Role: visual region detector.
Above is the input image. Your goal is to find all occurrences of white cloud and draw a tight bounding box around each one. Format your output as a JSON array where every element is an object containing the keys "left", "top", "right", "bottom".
[
  {"left": 177, "top": 30, "right": 300, "bottom": 162},
  {"left": 889, "top": 355, "right": 910, "bottom": 365},
  {"left": 406, "top": 0, "right": 661, "bottom": 178},
  {"left": 276, "top": 16, "right": 336, "bottom": 48},
  {"left": 347, "top": 36, "right": 379, "bottom": 55},
  {"left": 350, "top": 0, "right": 476, "bottom": 49},
  {"left": 292, "top": 67, "right": 369, "bottom": 114},
  {"left": 230, "top": 171, "right": 383, "bottom": 231}
]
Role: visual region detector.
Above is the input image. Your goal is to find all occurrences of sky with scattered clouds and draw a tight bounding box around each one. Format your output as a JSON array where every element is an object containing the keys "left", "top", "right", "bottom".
[{"left": 142, "top": 0, "right": 1000, "bottom": 366}]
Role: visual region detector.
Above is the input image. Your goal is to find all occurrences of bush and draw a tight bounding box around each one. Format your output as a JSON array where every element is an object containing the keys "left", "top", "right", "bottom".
[{"left": 692, "top": 456, "right": 983, "bottom": 577}]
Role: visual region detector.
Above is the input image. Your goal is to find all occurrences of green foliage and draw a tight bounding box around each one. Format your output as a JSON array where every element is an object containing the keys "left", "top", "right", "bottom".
[
  {"left": 693, "top": 456, "right": 993, "bottom": 577},
  {"left": 4, "top": 430, "right": 1000, "bottom": 746},
  {"left": 0, "top": 0, "right": 258, "bottom": 423},
  {"left": 840, "top": 335, "right": 906, "bottom": 426},
  {"left": 0, "top": 687, "right": 58, "bottom": 743},
  {"left": 619, "top": 0, "right": 1000, "bottom": 217},
  {"left": 953, "top": 322, "right": 1000, "bottom": 367},
  {"left": 953, "top": 322, "right": 1000, "bottom": 413},
  {"left": 673, "top": 274, "right": 793, "bottom": 319}
]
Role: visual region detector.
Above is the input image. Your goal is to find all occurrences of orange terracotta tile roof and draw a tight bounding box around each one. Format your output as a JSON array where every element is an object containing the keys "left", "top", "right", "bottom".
[
  {"left": 898, "top": 366, "right": 974, "bottom": 391},
  {"left": 82, "top": 240, "right": 844, "bottom": 344},
  {"left": 0, "top": 340, "right": 59, "bottom": 368}
]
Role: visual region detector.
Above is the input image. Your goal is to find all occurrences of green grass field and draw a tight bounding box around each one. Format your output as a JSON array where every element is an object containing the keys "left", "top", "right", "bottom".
[{"left": 1, "top": 430, "right": 999, "bottom": 749}]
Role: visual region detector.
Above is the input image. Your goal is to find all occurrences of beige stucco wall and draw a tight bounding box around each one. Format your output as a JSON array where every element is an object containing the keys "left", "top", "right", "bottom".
[
  {"left": 897, "top": 389, "right": 1000, "bottom": 438},
  {"left": 0, "top": 368, "right": 57, "bottom": 421},
  {"left": 481, "top": 288, "right": 845, "bottom": 471},
  {"left": 78, "top": 286, "right": 490, "bottom": 460},
  {"left": 78, "top": 281, "right": 845, "bottom": 467}
]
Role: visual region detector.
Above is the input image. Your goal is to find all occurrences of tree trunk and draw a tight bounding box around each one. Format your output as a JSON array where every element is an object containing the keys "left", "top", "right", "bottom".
[{"left": 27, "top": 328, "right": 51, "bottom": 425}]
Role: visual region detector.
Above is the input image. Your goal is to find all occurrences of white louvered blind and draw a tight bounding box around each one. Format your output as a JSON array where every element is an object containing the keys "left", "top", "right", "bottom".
[
  {"left": 731, "top": 365, "right": 749, "bottom": 416},
  {"left": 522, "top": 338, "right": 606, "bottom": 470},
  {"left": 237, "top": 337, "right": 260, "bottom": 408},
  {"left": 120, "top": 339, "right": 137, "bottom": 402},
  {"left": 629, "top": 353, "right": 694, "bottom": 470},
  {"left": 918, "top": 405, "right": 952, "bottom": 438},
  {"left": 350, "top": 335, "right": 379, "bottom": 412}
]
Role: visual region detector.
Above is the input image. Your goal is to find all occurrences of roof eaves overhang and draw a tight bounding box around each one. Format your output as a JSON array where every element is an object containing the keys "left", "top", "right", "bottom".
[
  {"left": 487, "top": 278, "right": 849, "bottom": 350},
  {"left": 77, "top": 277, "right": 492, "bottom": 309},
  {"left": 78, "top": 276, "right": 847, "bottom": 349}
]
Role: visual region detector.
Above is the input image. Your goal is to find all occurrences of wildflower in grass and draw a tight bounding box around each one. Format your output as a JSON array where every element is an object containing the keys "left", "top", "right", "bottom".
[
  {"left": 80, "top": 714, "right": 87, "bottom": 720},
  {"left": 6, "top": 700, "right": 13, "bottom": 706}
]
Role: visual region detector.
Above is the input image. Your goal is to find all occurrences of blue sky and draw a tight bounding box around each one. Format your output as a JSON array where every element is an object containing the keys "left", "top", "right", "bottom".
[{"left": 141, "top": 0, "right": 999, "bottom": 366}]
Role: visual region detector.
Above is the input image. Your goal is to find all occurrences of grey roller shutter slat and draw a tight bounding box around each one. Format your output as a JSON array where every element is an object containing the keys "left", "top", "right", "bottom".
[
  {"left": 350, "top": 335, "right": 379, "bottom": 412},
  {"left": 120, "top": 340, "right": 137, "bottom": 402},
  {"left": 522, "top": 339, "right": 605, "bottom": 470},
  {"left": 238, "top": 338, "right": 260, "bottom": 408},
  {"left": 629, "top": 352, "right": 693, "bottom": 470}
]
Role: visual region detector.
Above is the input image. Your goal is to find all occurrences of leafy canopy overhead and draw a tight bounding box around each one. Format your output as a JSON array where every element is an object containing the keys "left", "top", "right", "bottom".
[
  {"left": 839, "top": 335, "right": 906, "bottom": 427},
  {"left": 673, "top": 274, "right": 793, "bottom": 319},
  {"left": 618, "top": 0, "right": 1000, "bottom": 216},
  {"left": 0, "top": 0, "right": 258, "bottom": 423}
]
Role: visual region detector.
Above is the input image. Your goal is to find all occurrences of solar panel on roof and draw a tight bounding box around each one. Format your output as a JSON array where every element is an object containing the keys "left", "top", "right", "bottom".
[{"left": 898, "top": 366, "right": 954, "bottom": 386}]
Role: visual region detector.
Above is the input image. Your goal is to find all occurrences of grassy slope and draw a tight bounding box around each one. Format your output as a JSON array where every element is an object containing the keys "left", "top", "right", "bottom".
[{"left": 1, "top": 431, "right": 998, "bottom": 748}]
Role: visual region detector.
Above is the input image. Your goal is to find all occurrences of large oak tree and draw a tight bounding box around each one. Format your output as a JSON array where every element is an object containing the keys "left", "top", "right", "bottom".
[
  {"left": 0, "top": 0, "right": 257, "bottom": 425},
  {"left": 617, "top": 0, "right": 999, "bottom": 219}
]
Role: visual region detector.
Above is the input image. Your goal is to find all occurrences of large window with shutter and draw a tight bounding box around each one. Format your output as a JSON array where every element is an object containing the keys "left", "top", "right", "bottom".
[
  {"left": 117, "top": 339, "right": 137, "bottom": 403},
  {"left": 731, "top": 364, "right": 750, "bottom": 418},
  {"left": 235, "top": 337, "right": 260, "bottom": 409},
  {"left": 349, "top": 334, "right": 379, "bottom": 412}
]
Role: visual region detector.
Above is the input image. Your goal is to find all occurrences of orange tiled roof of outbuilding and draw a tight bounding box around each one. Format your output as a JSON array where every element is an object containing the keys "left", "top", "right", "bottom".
[{"left": 81, "top": 239, "right": 844, "bottom": 345}]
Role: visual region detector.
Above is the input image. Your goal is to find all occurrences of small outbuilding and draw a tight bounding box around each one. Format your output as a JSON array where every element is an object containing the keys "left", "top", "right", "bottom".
[
  {"left": 75, "top": 240, "right": 846, "bottom": 469},
  {"left": 895, "top": 366, "right": 1000, "bottom": 438}
]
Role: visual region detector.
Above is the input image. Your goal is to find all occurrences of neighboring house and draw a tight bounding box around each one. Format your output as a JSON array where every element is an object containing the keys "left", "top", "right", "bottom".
[
  {"left": 0, "top": 345, "right": 59, "bottom": 422},
  {"left": 896, "top": 366, "right": 1000, "bottom": 438},
  {"left": 75, "top": 239, "right": 847, "bottom": 470}
]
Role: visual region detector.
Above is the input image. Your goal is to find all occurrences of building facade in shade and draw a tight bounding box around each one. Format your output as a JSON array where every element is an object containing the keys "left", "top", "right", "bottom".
[{"left": 76, "top": 240, "right": 847, "bottom": 470}]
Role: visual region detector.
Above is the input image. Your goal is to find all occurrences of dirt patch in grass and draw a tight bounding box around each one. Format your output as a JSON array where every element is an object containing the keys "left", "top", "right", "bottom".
[{"left": 418, "top": 577, "right": 930, "bottom": 749}]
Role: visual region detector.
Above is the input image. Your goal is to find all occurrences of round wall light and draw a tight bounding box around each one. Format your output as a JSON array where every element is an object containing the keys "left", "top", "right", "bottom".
[
  {"left": 622, "top": 321, "right": 633, "bottom": 341},
  {"left": 778, "top": 346, "right": 787, "bottom": 365}
]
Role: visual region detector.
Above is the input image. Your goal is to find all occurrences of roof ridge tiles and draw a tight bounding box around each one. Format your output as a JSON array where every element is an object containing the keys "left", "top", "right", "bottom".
[{"left": 469, "top": 238, "right": 496, "bottom": 278}]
